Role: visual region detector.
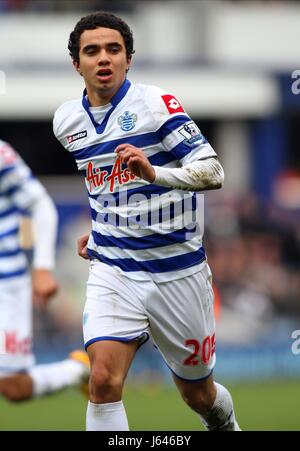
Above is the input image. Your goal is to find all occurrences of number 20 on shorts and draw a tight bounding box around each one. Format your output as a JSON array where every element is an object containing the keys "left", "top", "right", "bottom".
[{"left": 183, "top": 334, "right": 216, "bottom": 366}]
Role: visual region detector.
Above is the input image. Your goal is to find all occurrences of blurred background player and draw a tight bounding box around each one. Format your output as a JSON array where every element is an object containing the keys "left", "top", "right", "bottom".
[
  {"left": 0, "top": 139, "right": 89, "bottom": 401},
  {"left": 54, "top": 11, "right": 240, "bottom": 431}
]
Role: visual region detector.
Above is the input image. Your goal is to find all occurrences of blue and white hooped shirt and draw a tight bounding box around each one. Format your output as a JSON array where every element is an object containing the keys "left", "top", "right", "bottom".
[{"left": 53, "top": 79, "right": 217, "bottom": 282}]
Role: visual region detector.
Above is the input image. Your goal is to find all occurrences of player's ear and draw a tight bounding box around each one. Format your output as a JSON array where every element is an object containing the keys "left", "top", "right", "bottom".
[
  {"left": 73, "top": 59, "right": 82, "bottom": 76},
  {"left": 126, "top": 56, "right": 132, "bottom": 73}
]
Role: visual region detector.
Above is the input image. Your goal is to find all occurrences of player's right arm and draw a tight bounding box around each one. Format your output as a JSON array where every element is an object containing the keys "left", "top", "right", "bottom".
[{"left": 53, "top": 100, "right": 92, "bottom": 263}]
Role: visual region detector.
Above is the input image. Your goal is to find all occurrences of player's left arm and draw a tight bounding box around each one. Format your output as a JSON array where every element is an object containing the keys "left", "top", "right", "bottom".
[
  {"left": 116, "top": 86, "right": 224, "bottom": 192},
  {"left": 152, "top": 155, "right": 224, "bottom": 192},
  {"left": 115, "top": 143, "right": 224, "bottom": 192}
]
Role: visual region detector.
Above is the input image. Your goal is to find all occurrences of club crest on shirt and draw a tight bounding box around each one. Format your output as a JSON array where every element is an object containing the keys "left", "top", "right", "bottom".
[
  {"left": 118, "top": 111, "right": 138, "bottom": 131},
  {"left": 178, "top": 121, "right": 203, "bottom": 146}
]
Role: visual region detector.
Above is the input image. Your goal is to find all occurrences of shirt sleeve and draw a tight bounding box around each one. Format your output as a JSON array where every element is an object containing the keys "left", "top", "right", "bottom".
[
  {"left": 145, "top": 86, "right": 217, "bottom": 166},
  {"left": 153, "top": 158, "right": 224, "bottom": 192},
  {"left": 53, "top": 99, "right": 82, "bottom": 151}
]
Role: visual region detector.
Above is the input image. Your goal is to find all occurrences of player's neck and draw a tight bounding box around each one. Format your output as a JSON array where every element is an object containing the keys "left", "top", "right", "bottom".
[
  {"left": 86, "top": 82, "right": 124, "bottom": 107},
  {"left": 87, "top": 91, "right": 111, "bottom": 107}
]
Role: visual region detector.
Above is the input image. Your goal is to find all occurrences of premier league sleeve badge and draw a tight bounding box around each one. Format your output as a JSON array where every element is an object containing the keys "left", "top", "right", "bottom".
[{"left": 178, "top": 121, "right": 203, "bottom": 146}]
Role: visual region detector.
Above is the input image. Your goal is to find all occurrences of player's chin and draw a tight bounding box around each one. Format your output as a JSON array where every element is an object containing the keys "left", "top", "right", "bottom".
[{"left": 95, "top": 76, "right": 114, "bottom": 86}]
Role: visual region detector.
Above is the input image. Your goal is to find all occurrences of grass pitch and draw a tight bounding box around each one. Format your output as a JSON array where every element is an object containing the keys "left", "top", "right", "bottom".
[{"left": 0, "top": 380, "right": 299, "bottom": 431}]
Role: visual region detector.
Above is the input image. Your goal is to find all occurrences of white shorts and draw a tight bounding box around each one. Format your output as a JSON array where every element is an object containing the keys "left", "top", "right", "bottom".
[
  {"left": 0, "top": 274, "right": 35, "bottom": 376},
  {"left": 83, "top": 261, "right": 216, "bottom": 381}
]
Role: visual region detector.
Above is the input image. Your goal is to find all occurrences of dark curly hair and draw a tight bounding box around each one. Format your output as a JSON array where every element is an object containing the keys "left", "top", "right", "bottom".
[{"left": 68, "top": 11, "right": 135, "bottom": 63}]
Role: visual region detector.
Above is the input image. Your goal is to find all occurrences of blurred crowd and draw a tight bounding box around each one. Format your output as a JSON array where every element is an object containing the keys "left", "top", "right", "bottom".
[
  {"left": 0, "top": 0, "right": 289, "bottom": 13},
  {"left": 0, "top": 0, "right": 135, "bottom": 13},
  {"left": 205, "top": 190, "right": 300, "bottom": 322}
]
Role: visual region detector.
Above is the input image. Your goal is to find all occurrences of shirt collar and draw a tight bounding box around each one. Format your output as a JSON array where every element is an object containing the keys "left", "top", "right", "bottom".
[{"left": 82, "top": 78, "right": 131, "bottom": 135}]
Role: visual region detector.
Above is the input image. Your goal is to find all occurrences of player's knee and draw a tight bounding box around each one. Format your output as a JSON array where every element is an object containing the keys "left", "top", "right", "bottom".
[
  {"left": 2, "top": 384, "right": 28, "bottom": 402},
  {"left": 0, "top": 374, "right": 33, "bottom": 402},
  {"left": 4, "top": 391, "right": 23, "bottom": 402},
  {"left": 89, "top": 366, "right": 123, "bottom": 402}
]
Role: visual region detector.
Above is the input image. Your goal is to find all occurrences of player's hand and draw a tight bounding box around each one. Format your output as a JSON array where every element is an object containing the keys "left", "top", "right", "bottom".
[
  {"left": 77, "top": 233, "right": 90, "bottom": 260},
  {"left": 115, "top": 144, "right": 156, "bottom": 183},
  {"left": 32, "top": 269, "right": 59, "bottom": 307}
]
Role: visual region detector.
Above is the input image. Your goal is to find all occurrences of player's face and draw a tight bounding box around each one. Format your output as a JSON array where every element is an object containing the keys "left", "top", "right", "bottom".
[{"left": 74, "top": 27, "right": 131, "bottom": 106}]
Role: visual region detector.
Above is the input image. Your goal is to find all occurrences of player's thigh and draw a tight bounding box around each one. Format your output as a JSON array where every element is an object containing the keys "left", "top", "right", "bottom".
[
  {"left": 83, "top": 261, "right": 150, "bottom": 348},
  {"left": 148, "top": 263, "right": 216, "bottom": 381},
  {"left": 84, "top": 261, "right": 150, "bottom": 385}
]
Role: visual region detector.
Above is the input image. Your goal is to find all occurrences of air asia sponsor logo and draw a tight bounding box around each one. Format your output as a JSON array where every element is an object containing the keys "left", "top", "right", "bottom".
[
  {"left": 162, "top": 94, "right": 185, "bottom": 114},
  {"left": 0, "top": 331, "right": 32, "bottom": 355},
  {"left": 86, "top": 159, "right": 137, "bottom": 193},
  {"left": 178, "top": 121, "right": 203, "bottom": 146},
  {"left": 67, "top": 130, "right": 87, "bottom": 144}
]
